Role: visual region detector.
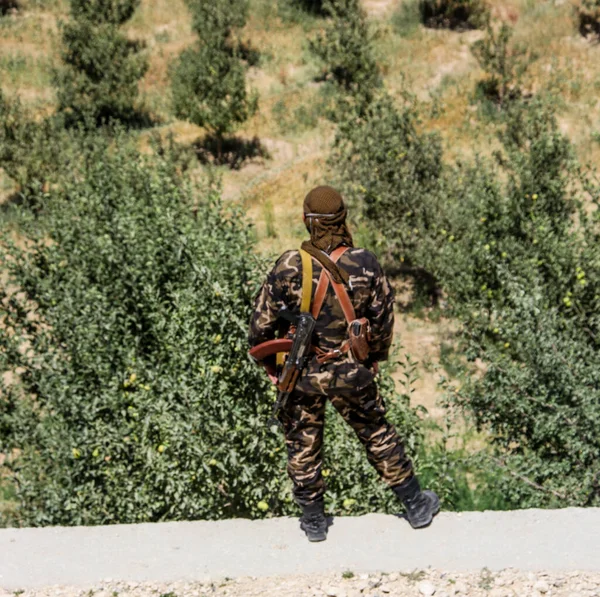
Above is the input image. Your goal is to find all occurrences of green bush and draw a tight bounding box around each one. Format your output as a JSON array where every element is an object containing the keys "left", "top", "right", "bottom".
[
  {"left": 54, "top": 0, "right": 148, "bottom": 125},
  {"left": 309, "top": 0, "right": 381, "bottom": 116},
  {"left": 0, "top": 137, "right": 277, "bottom": 525},
  {"left": 0, "top": 135, "right": 429, "bottom": 525},
  {"left": 471, "top": 22, "right": 531, "bottom": 107},
  {"left": 330, "top": 93, "right": 444, "bottom": 274},
  {"left": 578, "top": 0, "right": 600, "bottom": 38},
  {"left": 0, "top": 90, "right": 87, "bottom": 201},
  {"left": 332, "top": 91, "right": 600, "bottom": 507},
  {"left": 185, "top": 0, "right": 249, "bottom": 43},
  {"left": 436, "top": 101, "right": 600, "bottom": 507},
  {"left": 419, "top": 0, "right": 488, "bottom": 30},
  {"left": 0, "top": 0, "right": 19, "bottom": 15},
  {"left": 69, "top": 0, "right": 139, "bottom": 23},
  {"left": 171, "top": 39, "right": 258, "bottom": 160}
]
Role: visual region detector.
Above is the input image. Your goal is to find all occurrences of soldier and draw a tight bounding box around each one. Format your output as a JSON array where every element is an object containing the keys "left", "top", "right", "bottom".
[{"left": 248, "top": 186, "right": 439, "bottom": 542}]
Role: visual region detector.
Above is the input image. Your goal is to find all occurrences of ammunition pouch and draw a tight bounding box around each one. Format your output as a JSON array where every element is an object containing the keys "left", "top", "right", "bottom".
[{"left": 348, "top": 317, "right": 371, "bottom": 363}]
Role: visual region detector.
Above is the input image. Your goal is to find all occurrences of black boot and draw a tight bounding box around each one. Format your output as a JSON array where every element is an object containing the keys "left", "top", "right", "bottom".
[
  {"left": 299, "top": 500, "right": 328, "bottom": 542},
  {"left": 393, "top": 476, "right": 440, "bottom": 529}
]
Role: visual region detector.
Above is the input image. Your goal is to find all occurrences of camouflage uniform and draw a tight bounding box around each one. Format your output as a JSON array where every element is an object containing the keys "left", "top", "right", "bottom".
[{"left": 249, "top": 248, "right": 414, "bottom": 506}]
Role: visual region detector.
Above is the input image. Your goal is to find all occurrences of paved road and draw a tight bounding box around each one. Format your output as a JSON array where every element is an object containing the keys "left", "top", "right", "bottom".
[{"left": 1, "top": 508, "right": 599, "bottom": 590}]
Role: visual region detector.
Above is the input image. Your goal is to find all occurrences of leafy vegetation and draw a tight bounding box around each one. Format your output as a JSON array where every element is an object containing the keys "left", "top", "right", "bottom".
[
  {"left": 171, "top": 0, "right": 257, "bottom": 160},
  {"left": 332, "top": 89, "right": 600, "bottom": 507},
  {"left": 309, "top": 0, "right": 381, "bottom": 116},
  {"left": 578, "top": 0, "right": 600, "bottom": 38},
  {"left": 186, "top": 0, "right": 249, "bottom": 44},
  {"left": 54, "top": 0, "right": 148, "bottom": 125},
  {"left": 0, "top": 90, "right": 88, "bottom": 201},
  {"left": 2, "top": 0, "right": 600, "bottom": 524},
  {"left": 471, "top": 22, "right": 531, "bottom": 106},
  {"left": 330, "top": 92, "right": 444, "bottom": 285},
  {"left": 419, "top": 0, "right": 488, "bottom": 30}
]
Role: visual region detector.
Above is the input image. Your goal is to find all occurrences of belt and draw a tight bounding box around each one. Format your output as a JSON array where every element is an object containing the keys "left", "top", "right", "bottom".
[{"left": 313, "top": 341, "right": 350, "bottom": 364}]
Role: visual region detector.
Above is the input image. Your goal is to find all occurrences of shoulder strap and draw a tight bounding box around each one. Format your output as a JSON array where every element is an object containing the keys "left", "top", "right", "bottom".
[
  {"left": 330, "top": 271, "right": 356, "bottom": 324},
  {"left": 299, "top": 249, "right": 313, "bottom": 313},
  {"left": 310, "top": 246, "right": 355, "bottom": 323}
]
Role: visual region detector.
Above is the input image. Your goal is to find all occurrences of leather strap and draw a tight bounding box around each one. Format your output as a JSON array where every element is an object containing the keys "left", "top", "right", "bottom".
[
  {"left": 311, "top": 246, "right": 350, "bottom": 319},
  {"left": 299, "top": 249, "right": 313, "bottom": 313},
  {"left": 330, "top": 277, "right": 356, "bottom": 324}
]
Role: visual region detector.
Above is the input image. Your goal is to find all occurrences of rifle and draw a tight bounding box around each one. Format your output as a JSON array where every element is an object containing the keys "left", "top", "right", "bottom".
[{"left": 272, "top": 311, "right": 316, "bottom": 420}]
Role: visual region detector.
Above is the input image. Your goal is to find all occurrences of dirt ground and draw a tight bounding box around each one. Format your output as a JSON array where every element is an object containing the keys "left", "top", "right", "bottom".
[{"left": 7, "top": 568, "right": 600, "bottom": 597}]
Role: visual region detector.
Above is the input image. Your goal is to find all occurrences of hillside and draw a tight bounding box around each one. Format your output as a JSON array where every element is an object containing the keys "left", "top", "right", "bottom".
[
  {"left": 2, "top": 0, "right": 600, "bottom": 522},
  {"left": 4, "top": 0, "right": 596, "bottom": 418}
]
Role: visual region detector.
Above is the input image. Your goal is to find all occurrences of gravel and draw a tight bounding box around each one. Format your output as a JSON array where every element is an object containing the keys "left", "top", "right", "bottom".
[{"left": 3, "top": 568, "right": 600, "bottom": 597}]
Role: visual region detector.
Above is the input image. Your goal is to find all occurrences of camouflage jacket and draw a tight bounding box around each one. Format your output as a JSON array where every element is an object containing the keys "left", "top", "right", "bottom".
[{"left": 248, "top": 247, "right": 395, "bottom": 396}]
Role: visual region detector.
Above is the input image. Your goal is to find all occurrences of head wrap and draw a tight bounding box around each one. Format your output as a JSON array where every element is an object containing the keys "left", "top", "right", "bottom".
[{"left": 301, "top": 186, "right": 353, "bottom": 285}]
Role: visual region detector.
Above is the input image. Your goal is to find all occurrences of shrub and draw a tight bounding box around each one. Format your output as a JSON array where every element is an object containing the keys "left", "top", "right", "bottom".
[
  {"left": 419, "top": 0, "right": 488, "bottom": 30},
  {"left": 0, "top": 0, "right": 19, "bottom": 15},
  {"left": 471, "top": 22, "right": 531, "bottom": 106},
  {"left": 392, "top": 0, "right": 423, "bottom": 38},
  {"left": 185, "top": 0, "right": 249, "bottom": 43},
  {"left": 577, "top": 0, "right": 600, "bottom": 38},
  {"left": 0, "top": 135, "right": 428, "bottom": 525},
  {"left": 437, "top": 100, "right": 600, "bottom": 507},
  {"left": 54, "top": 0, "right": 148, "bottom": 124},
  {"left": 0, "top": 136, "right": 276, "bottom": 526},
  {"left": 309, "top": 0, "right": 381, "bottom": 116},
  {"left": 171, "top": 39, "right": 258, "bottom": 160},
  {"left": 0, "top": 90, "right": 86, "bottom": 202},
  {"left": 69, "top": 0, "right": 139, "bottom": 23},
  {"left": 330, "top": 93, "right": 445, "bottom": 275},
  {"left": 332, "top": 90, "right": 600, "bottom": 507}
]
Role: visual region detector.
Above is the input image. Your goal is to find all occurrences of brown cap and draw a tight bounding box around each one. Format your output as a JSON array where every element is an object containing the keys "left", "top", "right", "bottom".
[{"left": 303, "top": 186, "right": 345, "bottom": 216}]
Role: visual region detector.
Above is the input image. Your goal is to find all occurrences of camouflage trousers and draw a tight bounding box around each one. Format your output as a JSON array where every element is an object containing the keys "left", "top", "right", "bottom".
[{"left": 280, "top": 383, "right": 413, "bottom": 506}]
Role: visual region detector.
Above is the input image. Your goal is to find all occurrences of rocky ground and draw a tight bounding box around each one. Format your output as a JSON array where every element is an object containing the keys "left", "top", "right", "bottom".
[{"left": 5, "top": 569, "right": 600, "bottom": 597}]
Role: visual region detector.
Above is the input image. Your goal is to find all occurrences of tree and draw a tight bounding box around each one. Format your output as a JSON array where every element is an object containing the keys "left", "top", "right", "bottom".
[
  {"left": 185, "top": 0, "right": 249, "bottom": 42},
  {"left": 171, "top": 5, "right": 257, "bottom": 160},
  {"left": 54, "top": 0, "right": 147, "bottom": 124},
  {"left": 419, "top": 0, "right": 488, "bottom": 30},
  {"left": 309, "top": 0, "right": 381, "bottom": 115},
  {"left": 471, "top": 22, "right": 530, "bottom": 106},
  {"left": 330, "top": 93, "right": 444, "bottom": 272},
  {"left": 332, "top": 89, "right": 600, "bottom": 507},
  {"left": 0, "top": 89, "right": 85, "bottom": 202}
]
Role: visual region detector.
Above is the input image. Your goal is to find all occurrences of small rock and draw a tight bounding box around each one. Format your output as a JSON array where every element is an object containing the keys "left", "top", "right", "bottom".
[
  {"left": 323, "top": 586, "right": 346, "bottom": 597},
  {"left": 454, "top": 582, "right": 468, "bottom": 594},
  {"left": 418, "top": 581, "right": 437, "bottom": 596},
  {"left": 438, "top": 592, "right": 450, "bottom": 597},
  {"left": 535, "top": 580, "right": 550, "bottom": 594},
  {"left": 528, "top": 573, "right": 538, "bottom": 583},
  {"left": 388, "top": 573, "right": 399, "bottom": 582},
  {"left": 380, "top": 585, "right": 391, "bottom": 594}
]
